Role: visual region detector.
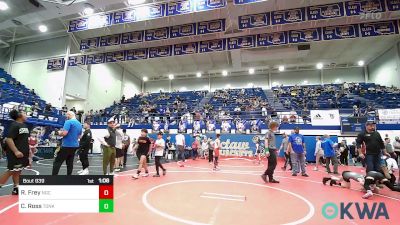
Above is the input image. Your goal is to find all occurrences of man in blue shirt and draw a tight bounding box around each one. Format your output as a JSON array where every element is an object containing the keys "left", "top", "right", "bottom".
[
  {"left": 288, "top": 127, "right": 308, "bottom": 177},
  {"left": 321, "top": 134, "right": 339, "bottom": 174},
  {"left": 52, "top": 111, "right": 82, "bottom": 175}
]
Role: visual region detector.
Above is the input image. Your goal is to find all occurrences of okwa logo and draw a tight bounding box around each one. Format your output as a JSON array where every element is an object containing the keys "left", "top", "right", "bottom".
[{"left": 322, "top": 202, "right": 389, "bottom": 220}]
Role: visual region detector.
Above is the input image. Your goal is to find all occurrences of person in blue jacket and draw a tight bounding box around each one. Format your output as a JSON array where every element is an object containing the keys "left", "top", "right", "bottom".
[{"left": 321, "top": 134, "right": 339, "bottom": 175}]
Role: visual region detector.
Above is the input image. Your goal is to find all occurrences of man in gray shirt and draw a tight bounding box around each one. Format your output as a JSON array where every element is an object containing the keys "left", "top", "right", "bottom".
[{"left": 261, "top": 121, "right": 280, "bottom": 183}]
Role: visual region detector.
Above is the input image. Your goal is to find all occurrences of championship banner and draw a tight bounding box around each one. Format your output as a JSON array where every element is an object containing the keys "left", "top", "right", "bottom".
[
  {"left": 68, "top": 56, "right": 86, "bottom": 66},
  {"left": 288, "top": 28, "right": 322, "bottom": 43},
  {"left": 100, "top": 34, "right": 121, "bottom": 47},
  {"left": 307, "top": 2, "right": 345, "bottom": 20},
  {"left": 174, "top": 42, "right": 198, "bottom": 55},
  {"left": 387, "top": 0, "right": 400, "bottom": 11},
  {"left": 105, "top": 51, "right": 126, "bottom": 63},
  {"left": 167, "top": 0, "right": 194, "bottom": 16},
  {"left": 149, "top": 46, "right": 173, "bottom": 58},
  {"left": 145, "top": 27, "right": 170, "bottom": 41},
  {"left": 199, "top": 39, "right": 226, "bottom": 52},
  {"left": 257, "top": 32, "right": 288, "bottom": 46},
  {"left": 344, "top": 0, "right": 386, "bottom": 16},
  {"left": 323, "top": 25, "right": 360, "bottom": 40},
  {"left": 80, "top": 37, "right": 99, "bottom": 50},
  {"left": 359, "top": 20, "right": 399, "bottom": 37},
  {"left": 196, "top": 0, "right": 226, "bottom": 12},
  {"left": 47, "top": 58, "right": 65, "bottom": 71},
  {"left": 113, "top": 3, "right": 166, "bottom": 24},
  {"left": 378, "top": 108, "right": 400, "bottom": 123},
  {"left": 227, "top": 36, "right": 256, "bottom": 50},
  {"left": 126, "top": 49, "right": 148, "bottom": 61},
  {"left": 69, "top": 13, "right": 113, "bottom": 32},
  {"left": 86, "top": 54, "right": 105, "bottom": 65},
  {"left": 121, "top": 31, "right": 145, "bottom": 45},
  {"left": 197, "top": 19, "right": 225, "bottom": 34},
  {"left": 310, "top": 109, "right": 340, "bottom": 126},
  {"left": 234, "top": 0, "right": 266, "bottom": 5},
  {"left": 170, "top": 23, "right": 196, "bottom": 38},
  {"left": 271, "top": 7, "right": 306, "bottom": 25},
  {"left": 238, "top": 13, "right": 270, "bottom": 29}
]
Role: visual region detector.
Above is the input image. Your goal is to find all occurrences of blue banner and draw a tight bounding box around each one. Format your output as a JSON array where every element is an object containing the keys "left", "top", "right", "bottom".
[
  {"left": 114, "top": 4, "right": 166, "bottom": 24},
  {"left": 167, "top": 0, "right": 195, "bottom": 16},
  {"left": 80, "top": 37, "right": 99, "bottom": 50},
  {"left": 100, "top": 34, "right": 121, "bottom": 47},
  {"left": 105, "top": 51, "right": 125, "bottom": 63},
  {"left": 199, "top": 39, "right": 226, "bottom": 52},
  {"left": 68, "top": 56, "right": 86, "bottom": 66},
  {"left": 86, "top": 54, "right": 105, "bottom": 65},
  {"left": 307, "top": 2, "right": 345, "bottom": 20},
  {"left": 174, "top": 42, "right": 198, "bottom": 55},
  {"left": 387, "top": 0, "right": 400, "bottom": 11},
  {"left": 170, "top": 23, "right": 197, "bottom": 38},
  {"left": 289, "top": 28, "right": 322, "bottom": 43},
  {"left": 47, "top": 58, "right": 65, "bottom": 70},
  {"left": 234, "top": 0, "right": 266, "bottom": 4},
  {"left": 359, "top": 20, "right": 399, "bottom": 37},
  {"left": 271, "top": 7, "right": 306, "bottom": 25},
  {"left": 196, "top": 0, "right": 226, "bottom": 11},
  {"left": 345, "top": 0, "right": 386, "bottom": 16},
  {"left": 121, "top": 31, "right": 144, "bottom": 45},
  {"left": 69, "top": 13, "right": 113, "bottom": 32},
  {"left": 149, "top": 46, "right": 173, "bottom": 58},
  {"left": 145, "top": 27, "right": 170, "bottom": 41},
  {"left": 227, "top": 36, "right": 256, "bottom": 50},
  {"left": 238, "top": 13, "right": 269, "bottom": 29},
  {"left": 257, "top": 32, "right": 288, "bottom": 46},
  {"left": 126, "top": 49, "right": 148, "bottom": 61},
  {"left": 197, "top": 19, "right": 225, "bottom": 35},
  {"left": 323, "top": 25, "right": 360, "bottom": 40}
]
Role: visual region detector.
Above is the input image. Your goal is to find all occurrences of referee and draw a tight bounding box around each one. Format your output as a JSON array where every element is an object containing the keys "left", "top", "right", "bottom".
[
  {"left": 356, "top": 120, "right": 385, "bottom": 173},
  {"left": 52, "top": 111, "right": 82, "bottom": 175}
]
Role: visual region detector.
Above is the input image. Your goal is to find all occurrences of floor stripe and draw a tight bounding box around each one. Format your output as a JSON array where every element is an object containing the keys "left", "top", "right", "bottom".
[
  {"left": 202, "top": 192, "right": 246, "bottom": 198},
  {"left": 0, "top": 202, "right": 18, "bottom": 214},
  {"left": 199, "top": 195, "right": 245, "bottom": 202}
]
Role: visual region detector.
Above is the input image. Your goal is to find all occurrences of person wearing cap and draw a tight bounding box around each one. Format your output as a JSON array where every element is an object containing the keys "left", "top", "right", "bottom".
[
  {"left": 153, "top": 132, "right": 167, "bottom": 177},
  {"left": 356, "top": 120, "right": 385, "bottom": 173},
  {"left": 288, "top": 127, "right": 308, "bottom": 177},
  {"left": 122, "top": 129, "right": 131, "bottom": 167},
  {"left": 99, "top": 119, "right": 117, "bottom": 175},
  {"left": 132, "top": 128, "right": 151, "bottom": 179}
]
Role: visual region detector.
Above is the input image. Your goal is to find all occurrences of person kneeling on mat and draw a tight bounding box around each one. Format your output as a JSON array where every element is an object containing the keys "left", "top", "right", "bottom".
[
  {"left": 261, "top": 121, "right": 280, "bottom": 183},
  {"left": 322, "top": 168, "right": 400, "bottom": 199}
]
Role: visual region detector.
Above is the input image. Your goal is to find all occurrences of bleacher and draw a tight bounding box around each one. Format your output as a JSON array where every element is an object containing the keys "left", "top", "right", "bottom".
[{"left": 0, "top": 68, "right": 63, "bottom": 127}]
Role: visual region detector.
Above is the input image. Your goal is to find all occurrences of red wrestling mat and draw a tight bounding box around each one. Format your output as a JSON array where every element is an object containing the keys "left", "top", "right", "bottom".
[{"left": 0, "top": 158, "right": 399, "bottom": 225}]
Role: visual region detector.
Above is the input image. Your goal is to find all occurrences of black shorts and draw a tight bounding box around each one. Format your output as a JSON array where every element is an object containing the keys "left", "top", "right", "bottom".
[
  {"left": 6, "top": 150, "right": 29, "bottom": 171},
  {"left": 116, "top": 148, "right": 123, "bottom": 158},
  {"left": 136, "top": 151, "right": 148, "bottom": 159}
]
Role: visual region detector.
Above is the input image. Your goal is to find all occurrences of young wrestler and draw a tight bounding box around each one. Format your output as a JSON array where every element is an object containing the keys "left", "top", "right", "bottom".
[
  {"left": 153, "top": 132, "right": 167, "bottom": 177},
  {"left": 261, "top": 121, "right": 280, "bottom": 183},
  {"left": 132, "top": 129, "right": 151, "bottom": 179}
]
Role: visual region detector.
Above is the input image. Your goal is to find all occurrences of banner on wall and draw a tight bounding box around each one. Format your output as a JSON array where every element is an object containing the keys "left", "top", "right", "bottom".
[
  {"left": 238, "top": 13, "right": 269, "bottom": 29},
  {"left": 227, "top": 35, "right": 256, "bottom": 50},
  {"left": 310, "top": 110, "right": 341, "bottom": 126},
  {"left": 167, "top": 0, "right": 195, "bottom": 16},
  {"left": 271, "top": 7, "right": 306, "bottom": 25},
  {"left": 145, "top": 27, "right": 170, "bottom": 41},
  {"left": 344, "top": 0, "right": 386, "bottom": 16},
  {"left": 199, "top": 39, "right": 226, "bottom": 52},
  {"left": 47, "top": 58, "right": 65, "bottom": 70},
  {"left": 121, "top": 31, "right": 144, "bottom": 44},
  {"left": 307, "top": 2, "right": 345, "bottom": 20},
  {"left": 68, "top": 55, "right": 86, "bottom": 66},
  {"left": 387, "top": 0, "right": 400, "bottom": 11},
  {"left": 359, "top": 20, "right": 399, "bottom": 37},
  {"left": 257, "top": 32, "right": 288, "bottom": 46},
  {"left": 288, "top": 27, "right": 322, "bottom": 43},
  {"left": 323, "top": 25, "right": 360, "bottom": 40},
  {"left": 170, "top": 23, "right": 197, "bottom": 38},
  {"left": 378, "top": 109, "right": 400, "bottom": 123}
]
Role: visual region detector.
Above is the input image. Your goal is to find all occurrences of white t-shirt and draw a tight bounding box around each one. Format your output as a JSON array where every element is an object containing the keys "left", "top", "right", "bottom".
[
  {"left": 386, "top": 158, "right": 398, "bottom": 174},
  {"left": 214, "top": 138, "right": 221, "bottom": 149},
  {"left": 155, "top": 139, "right": 165, "bottom": 156},
  {"left": 175, "top": 134, "right": 185, "bottom": 146}
]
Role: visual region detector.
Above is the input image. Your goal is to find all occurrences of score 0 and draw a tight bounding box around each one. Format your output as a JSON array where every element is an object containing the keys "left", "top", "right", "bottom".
[{"left": 99, "top": 185, "right": 113, "bottom": 213}]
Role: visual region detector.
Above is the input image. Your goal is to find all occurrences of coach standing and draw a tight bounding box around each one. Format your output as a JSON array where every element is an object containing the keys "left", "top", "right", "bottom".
[
  {"left": 356, "top": 120, "right": 385, "bottom": 173},
  {"left": 288, "top": 127, "right": 308, "bottom": 177},
  {"left": 52, "top": 111, "right": 82, "bottom": 175}
]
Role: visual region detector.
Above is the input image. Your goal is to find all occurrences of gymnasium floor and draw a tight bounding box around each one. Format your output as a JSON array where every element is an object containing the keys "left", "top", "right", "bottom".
[{"left": 0, "top": 156, "right": 399, "bottom": 225}]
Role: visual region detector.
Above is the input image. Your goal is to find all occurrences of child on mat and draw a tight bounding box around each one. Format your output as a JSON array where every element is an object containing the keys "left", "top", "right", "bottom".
[
  {"left": 253, "top": 142, "right": 262, "bottom": 165},
  {"left": 153, "top": 132, "right": 166, "bottom": 177},
  {"left": 213, "top": 134, "right": 221, "bottom": 171},
  {"left": 261, "top": 121, "right": 280, "bottom": 183}
]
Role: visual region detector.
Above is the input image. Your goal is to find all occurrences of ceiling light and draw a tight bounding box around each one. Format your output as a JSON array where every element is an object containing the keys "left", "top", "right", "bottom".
[
  {"left": 316, "top": 63, "right": 323, "bottom": 69},
  {"left": 335, "top": 79, "right": 341, "bottom": 83},
  {"left": 222, "top": 70, "right": 228, "bottom": 76},
  {"left": 143, "top": 76, "right": 148, "bottom": 82},
  {"left": 226, "top": 84, "right": 231, "bottom": 88},
  {"left": 358, "top": 60, "right": 365, "bottom": 66},
  {"left": 303, "top": 80, "right": 309, "bottom": 84},
  {"left": 248, "top": 83, "right": 254, "bottom": 87},
  {"left": 128, "top": 0, "right": 146, "bottom": 5},
  {"left": 272, "top": 82, "right": 280, "bottom": 87},
  {"left": 278, "top": 65, "right": 285, "bottom": 72},
  {"left": 38, "top": 25, "right": 48, "bottom": 32},
  {"left": 168, "top": 74, "right": 174, "bottom": 80},
  {"left": 180, "top": 87, "right": 187, "bottom": 91},
  {"left": 249, "top": 68, "right": 255, "bottom": 75},
  {"left": 196, "top": 72, "right": 202, "bottom": 78},
  {"left": 0, "top": 1, "right": 9, "bottom": 11}
]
